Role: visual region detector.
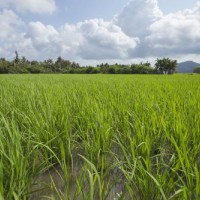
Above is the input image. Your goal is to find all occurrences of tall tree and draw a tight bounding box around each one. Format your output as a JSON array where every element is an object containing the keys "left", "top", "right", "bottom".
[
  {"left": 155, "top": 58, "right": 177, "bottom": 74},
  {"left": 193, "top": 67, "right": 200, "bottom": 73},
  {"left": 55, "top": 56, "right": 63, "bottom": 72},
  {"left": 14, "top": 50, "right": 20, "bottom": 65}
]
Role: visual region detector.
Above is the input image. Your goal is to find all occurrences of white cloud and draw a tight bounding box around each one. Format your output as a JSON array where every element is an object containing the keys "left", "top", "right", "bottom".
[
  {"left": 25, "top": 22, "right": 61, "bottom": 59},
  {"left": 114, "top": 0, "right": 200, "bottom": 59},
  {"left": 115, "top": 0, "right": 163, "bottom": 38},
  {"left": 0, "top": 9, "right": 24, "bottom": 40},
  {"left": 3, "top": 33, "right": 36, "bottom": 59},
  {"left": 58, "top": 23, "right": 84, "bottom": 57},
  {"left": 28, "top": 22, "right": 59, "bottom": 48},
  {"left": 26, "top": 19, "right": 139, "bottom": 60},
  {"left": 0, "top": 0, "right": 56, "bottom": 14},
  {"left": 76, "top": 19, "right": 138, "bottom": 59},
  {"left": 0, "top": 0, "right": 200, "bottom": 63},
  {"left": 146, "top": 5, "right": 200, "bottom": 56},
  {"left": 0, "top": 9, "right": 36, "bottom": 59},
  {"left": 113, "top": 0, "right": 164, "bottom": 58}
]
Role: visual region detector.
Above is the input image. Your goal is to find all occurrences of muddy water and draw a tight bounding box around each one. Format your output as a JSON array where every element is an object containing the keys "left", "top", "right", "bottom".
[{"left": 30, "top": 157, "right": 127, "bottom": 200}]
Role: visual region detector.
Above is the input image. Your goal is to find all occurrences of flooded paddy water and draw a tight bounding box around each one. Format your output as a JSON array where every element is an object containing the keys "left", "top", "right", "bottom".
[{"left": 30, "top": 153, "right": 127, "bottom": 200}]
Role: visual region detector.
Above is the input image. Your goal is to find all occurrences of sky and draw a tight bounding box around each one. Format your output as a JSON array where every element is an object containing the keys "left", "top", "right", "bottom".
[{"left": 0, "top": 0, "right": 199, "bottom": 65}]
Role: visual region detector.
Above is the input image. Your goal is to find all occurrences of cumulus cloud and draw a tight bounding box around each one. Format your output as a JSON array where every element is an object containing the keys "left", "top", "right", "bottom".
[
  {"left": 0, "top": 0, "right": 200, "bottom": 63},
  {"left": 0, "top": 9, "right": 24, "bottom": 40},
  {"left": 76, "top": 19, "right": 138, "bottom": 59},
  {"left": 28, "top": 22, "right": 59, "bottom": 48},
  {"left": 115, "top": 0, "right": 163, "bottom": 38},
  {"left": 114, "top": 0, "right": 164, "bottom": 58},
  {"left": 0, "top": 9, "right": 36, "bottom": 59},
  {"left": 114, "top": 0, "right": 200, "bottom": 58},
  {"left": 26, "top": 19, "right": 138, "bottom": 60},
  {"left": 0, "top": 0, "right": 56, "bottom": 14},
  {"left": 146, "top": 3, "right": 200, "bottom": 56}
]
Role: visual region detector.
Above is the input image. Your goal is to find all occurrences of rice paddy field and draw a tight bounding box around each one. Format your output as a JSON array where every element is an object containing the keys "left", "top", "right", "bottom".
[{"left": 0, "top": 74, "right": 200, "bottom": 200}]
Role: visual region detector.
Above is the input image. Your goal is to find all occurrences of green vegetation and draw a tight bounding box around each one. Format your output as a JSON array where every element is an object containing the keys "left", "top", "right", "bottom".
[
  {"left": 155, "top": 58, "right": 177, "bottom": 74},
  {"left": 193, "top": 66, "right": 200, "bottom": 73},
  {"left": 0, "top": 52, "right": 177, "bottom": 74},
  {"left": 0, "top": 74, "right": 199, "bottom": 200}
]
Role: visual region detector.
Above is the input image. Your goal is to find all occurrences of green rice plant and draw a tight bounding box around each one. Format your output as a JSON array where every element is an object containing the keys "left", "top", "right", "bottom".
[{"left": 0, "top": 74, "right": 199, "bottom": 200}]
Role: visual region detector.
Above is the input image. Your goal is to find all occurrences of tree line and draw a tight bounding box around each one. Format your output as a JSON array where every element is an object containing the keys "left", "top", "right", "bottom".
[{"left": 0, "top": 51, "right": 178, "bottom": 74}]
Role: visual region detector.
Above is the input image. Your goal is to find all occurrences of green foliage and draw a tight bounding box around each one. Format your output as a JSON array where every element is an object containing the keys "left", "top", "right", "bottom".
[
  {"left": 155, "top": 57, "right": 177, "bottom": 74},
  {"left": 0, "top": 55, "right": 81, "bottom": 74},
  {"left": 193, "top": 66, "right": 200, "bottom": 73},
  {"left": 0, "top": 53, "right": 157, "bottom": 74},
  {"left": 0, "top": 74, "right": 199, "bottom": 199},
  {"left": 0, "top": 58, "right": 9, "bottom": 73},
  {"left": 97, "top": 62, "right": 155, "bottom": 74}
]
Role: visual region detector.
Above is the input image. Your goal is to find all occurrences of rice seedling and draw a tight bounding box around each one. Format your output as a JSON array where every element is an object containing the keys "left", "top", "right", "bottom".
[{"left": 0, "top": 74, "right": 199, "bottom": 200}]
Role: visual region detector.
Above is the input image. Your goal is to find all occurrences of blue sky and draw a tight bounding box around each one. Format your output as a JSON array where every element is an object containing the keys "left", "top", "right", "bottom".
[
  {"left": 0, "top": 0, "right": 199, "bottom": 65},
  {"left": 13, "top": 0, "right": 198, "bottom": 25}
]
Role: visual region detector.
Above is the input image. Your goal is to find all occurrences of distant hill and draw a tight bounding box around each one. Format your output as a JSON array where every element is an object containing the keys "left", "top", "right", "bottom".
[{"left": 177, "top": 61, "right": 200, "bottom": 73}]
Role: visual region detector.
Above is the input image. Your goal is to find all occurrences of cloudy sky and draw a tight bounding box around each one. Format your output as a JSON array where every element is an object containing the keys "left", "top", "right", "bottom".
[{"left": 0, "top": 0, "right": 199, "bottom": 65}]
